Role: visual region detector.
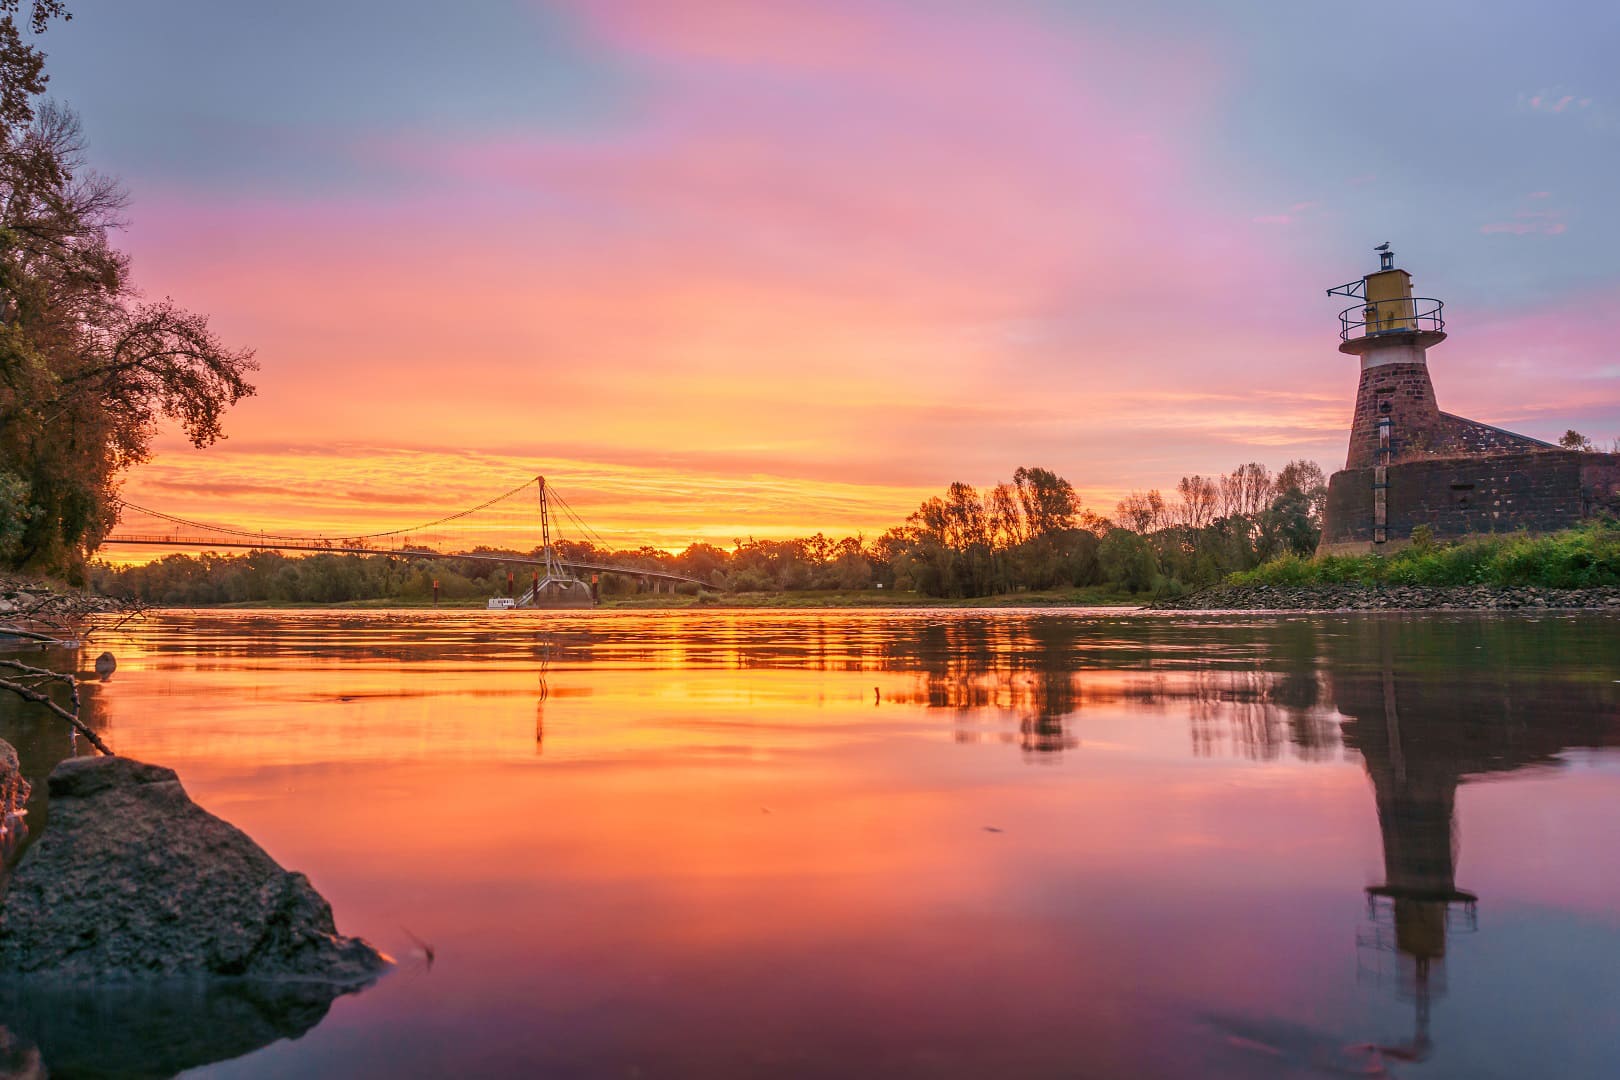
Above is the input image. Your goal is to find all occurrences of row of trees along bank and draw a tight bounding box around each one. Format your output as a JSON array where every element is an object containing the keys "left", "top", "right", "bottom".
[
  {"left": 91, "top": 461, "right": 1329, "bottom": 604},
  {"left": 0, "top": 3, "right": 256, "bottom": 581}
]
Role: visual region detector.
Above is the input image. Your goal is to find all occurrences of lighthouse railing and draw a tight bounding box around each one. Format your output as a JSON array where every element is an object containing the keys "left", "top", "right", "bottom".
[{"left": 1339, "top": 297, "right": 1445, "bottom": 342}]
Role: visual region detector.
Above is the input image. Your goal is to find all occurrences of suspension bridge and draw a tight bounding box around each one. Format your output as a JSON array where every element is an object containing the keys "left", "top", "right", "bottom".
[{"left": 102, "top": 476, "right": 718, "bottom": 605}]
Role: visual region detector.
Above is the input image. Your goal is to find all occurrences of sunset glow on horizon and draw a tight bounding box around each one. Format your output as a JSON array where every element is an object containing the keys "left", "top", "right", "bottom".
[{"left": 46, "top": 0, "right": 1620, "bottom": 551}]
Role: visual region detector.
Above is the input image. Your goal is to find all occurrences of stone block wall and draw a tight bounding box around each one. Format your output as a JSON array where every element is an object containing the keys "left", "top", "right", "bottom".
[
  {"left": 1321, "top": 450, "right": 1620, "bottom": 551},
  {"left": 1346, "top": 362, "right": 1442, "bottom": 469},
  {"left": 1583, "top": 458, "right": 1620, "bottom": 517}
]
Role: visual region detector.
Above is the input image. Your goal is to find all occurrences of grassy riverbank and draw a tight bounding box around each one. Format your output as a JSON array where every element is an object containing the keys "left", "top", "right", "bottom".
[{"left": 1232, "top": 522, "right": 1620, "bottom": 590}]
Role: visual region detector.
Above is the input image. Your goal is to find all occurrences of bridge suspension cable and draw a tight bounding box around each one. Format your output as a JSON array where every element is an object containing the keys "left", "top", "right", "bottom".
[
  {"left": 546, "top": 485, "right": 613, "bottom": 551},
  {"left": 113, "top": 476, "right": 541, "bottom": 546}
]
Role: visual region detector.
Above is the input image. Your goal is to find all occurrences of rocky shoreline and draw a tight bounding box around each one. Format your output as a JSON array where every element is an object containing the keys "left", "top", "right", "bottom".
[
  {"left": 1151, "top": 583, "right": 1620, "bottom": 612},
  {"left": 0, "top": 574, "right": 128, "bottom": 624}
]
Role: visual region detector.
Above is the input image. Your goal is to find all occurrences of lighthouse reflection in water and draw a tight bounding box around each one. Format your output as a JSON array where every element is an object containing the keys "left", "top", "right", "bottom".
[{"left": 1, "top": 610, "right": 1616, "bottom": 1078}]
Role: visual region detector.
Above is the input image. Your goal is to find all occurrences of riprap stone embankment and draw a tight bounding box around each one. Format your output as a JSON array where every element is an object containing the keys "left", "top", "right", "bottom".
[{"left": 1151, "top": 584, "right": 1620, "bottom": 612}]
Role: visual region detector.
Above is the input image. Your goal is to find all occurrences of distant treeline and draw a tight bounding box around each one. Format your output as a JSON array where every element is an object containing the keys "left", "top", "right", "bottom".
[{"left": 91, "top": 461, "right": 1328, "bottom": 604}]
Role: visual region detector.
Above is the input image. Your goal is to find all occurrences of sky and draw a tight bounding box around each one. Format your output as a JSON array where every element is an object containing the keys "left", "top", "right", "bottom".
[{"left": 39, "top": 0, "right": 1620, "bottom": 550}]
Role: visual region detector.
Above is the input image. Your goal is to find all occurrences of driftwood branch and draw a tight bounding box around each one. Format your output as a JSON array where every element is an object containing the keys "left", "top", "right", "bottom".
[
  {"left": 0, "top": 659, "right": 112, "bottom": 756},
  {"left": 2, "top": 595, "right": 146, "bottom": 640},
  {"left": 0, "top": 625, "right": 62, "bottom": 643},
  {"left": 0, "top": 587, "right": 137, "bottom": 757}
]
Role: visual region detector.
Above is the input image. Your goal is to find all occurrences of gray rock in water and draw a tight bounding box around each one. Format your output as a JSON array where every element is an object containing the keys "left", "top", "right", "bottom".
[
  {"left": 0, "top": 979, "right": 350, "bottom": 1079},
  {"left": 0, "top": 740, "right": 27, "bottom": 865},
  {"left": 0, "top": 756, "right": 389, "bottom": 984}
]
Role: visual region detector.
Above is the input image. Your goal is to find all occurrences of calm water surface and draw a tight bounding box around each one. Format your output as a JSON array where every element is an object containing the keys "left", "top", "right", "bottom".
[{"left": 2, "top": 608, "right": 1619, "bottom": 1078}]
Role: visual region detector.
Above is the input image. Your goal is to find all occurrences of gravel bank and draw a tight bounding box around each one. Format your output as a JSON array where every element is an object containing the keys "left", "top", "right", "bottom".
[{"left": 1150, "top": 583, "right": 1620, "bottom": 612}]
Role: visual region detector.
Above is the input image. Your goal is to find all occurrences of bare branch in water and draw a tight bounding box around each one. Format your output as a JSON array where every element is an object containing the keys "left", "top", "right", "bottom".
[
  {"left": 0, "top": 659, "right": 112, "bottom": 756},
  {"left": 95, "top": 602, "right": 150, "bottom": 637},
  {"left": 0, "top": 625, "right": 63, "bottom": 643}
]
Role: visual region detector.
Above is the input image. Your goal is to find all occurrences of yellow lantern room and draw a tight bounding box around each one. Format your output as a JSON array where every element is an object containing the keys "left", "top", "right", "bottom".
[
  {"left": 1362, "top": 264, "right": 1416, "bottom": 333},
  {"left": 1327, "top": 245, "right": 1446, "bottom": 355}
]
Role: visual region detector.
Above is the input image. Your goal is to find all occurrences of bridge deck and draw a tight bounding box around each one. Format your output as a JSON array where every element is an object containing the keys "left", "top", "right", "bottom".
[{"left": 102, "top": 535, "right": 717, "bottom": 590}]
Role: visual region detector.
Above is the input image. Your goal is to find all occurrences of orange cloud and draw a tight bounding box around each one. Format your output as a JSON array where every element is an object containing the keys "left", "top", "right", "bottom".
[{"left": 105, "top": 2, "right": 1512, "bottom": 548}]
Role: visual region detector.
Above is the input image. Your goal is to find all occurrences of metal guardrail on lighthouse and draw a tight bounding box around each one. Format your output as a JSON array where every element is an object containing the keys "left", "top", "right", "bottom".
[{"left": 1337, "top": 297, "right": 1445, "bottom": 343}]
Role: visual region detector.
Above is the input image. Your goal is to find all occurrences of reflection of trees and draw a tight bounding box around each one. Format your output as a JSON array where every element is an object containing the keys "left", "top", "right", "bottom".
[
  {"left": 873, "top": 616, "right": 1090, "bottom": 756},
  {"left": 1180, "top": 668, "right": 1339, "bottom": 762},
  {"left": 857, "top": 616, "right": 1342, "bottom": 761},
  {"left": 897, "top": 668, "right": 1082, "bottom": 756}
]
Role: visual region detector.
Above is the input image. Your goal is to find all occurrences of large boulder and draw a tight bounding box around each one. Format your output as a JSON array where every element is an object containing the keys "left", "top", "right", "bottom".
[{"left": 0, "top": 756, "right": 388, "bottom": 984}]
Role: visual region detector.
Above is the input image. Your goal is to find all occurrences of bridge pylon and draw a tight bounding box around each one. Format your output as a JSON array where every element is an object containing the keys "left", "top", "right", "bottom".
[{"left": 517, "top": 477, "right": 594, "bottom": 608}]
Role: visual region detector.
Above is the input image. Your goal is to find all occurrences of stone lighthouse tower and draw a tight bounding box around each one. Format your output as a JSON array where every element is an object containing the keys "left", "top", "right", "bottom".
[
  {"left": 1314, "top": 247, "right": 1614, "bottom": 553},
  {"left": 1327, "top": 247, "right": 1448, "bottom": 475},
  {"left": 1326, "top": 247, "right": 1450, "bottom": 544}
]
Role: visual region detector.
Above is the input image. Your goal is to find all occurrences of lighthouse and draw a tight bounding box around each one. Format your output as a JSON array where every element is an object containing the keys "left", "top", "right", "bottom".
[
  {"left": 1327, "top": 248, "right": 1450, "bottom": 470},
  {"left": 1313, "top": 246, "right": 1603, "bottom": 553},
  {"left": 1326, "top": 248, "right": 1449, "bottom": 542}
]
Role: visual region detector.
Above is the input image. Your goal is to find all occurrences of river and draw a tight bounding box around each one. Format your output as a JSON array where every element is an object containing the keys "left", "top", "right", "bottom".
[{"left": 2, "top": 609, "right": 1618, "bottom": 1078}]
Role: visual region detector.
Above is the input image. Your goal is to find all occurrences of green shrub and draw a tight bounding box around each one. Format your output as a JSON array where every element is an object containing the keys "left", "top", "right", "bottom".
[{"left": 1229, "top": 522, "right": 1620, "bottom": 590}]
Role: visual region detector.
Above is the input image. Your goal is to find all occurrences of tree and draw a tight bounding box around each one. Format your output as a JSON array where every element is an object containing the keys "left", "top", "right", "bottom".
[
  {"left": 987, "top": 482, "right": 1024, "bottom": 549},
  {"left": 1259, "top": 487, "right": 1318, "bottom": 558},
  {"left": 1219, "top": 462, "right": 1272, "bottom": 519},
  {"left": 0, "top": 17, "right": 255, "bottom": 576},
  {"left": 1559, "top": 429, "right": 1594, "bottom": 452},
  {"left": 1115, "top": 490, "right": 1165, "bottom": 534},
  {"left": 1174, "top": 474, "right": 1218, "bottom": 530},
  {"left": 1012, "top": 466, "right": 1077, "bottom": 537},
  {"left": 1274, "top": 459, "right": 1328, "bottom": 525},
  {"left": 2, "top": 2, "right": 68, "bottom": 35},
  {"left": 1098, "top": 528, "right": 1157, "bottom": 593},
  {"left": 674, "top": 542, "right": 727, "bottom": 582},
  {"left": 829, "top": 538, "right": 873, "bottom": 589}
]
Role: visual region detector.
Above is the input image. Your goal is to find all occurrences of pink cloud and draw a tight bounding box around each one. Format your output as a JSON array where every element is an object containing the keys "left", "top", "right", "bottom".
[
  {"left": 1429, "top": 283, "right": 1620, "bottom": 442},
  {"left": 1521, "top": 89, "right": 1594, "bottom": 114},
  {"left": 112, "top": 3, "right": 1547, "bottom": 542},
  {"left": 1252, "top": 200, "right": 1319, "bottom": 225},
  {"left": 1481, "top": 195, "right": 1567, "bottom": 236}
]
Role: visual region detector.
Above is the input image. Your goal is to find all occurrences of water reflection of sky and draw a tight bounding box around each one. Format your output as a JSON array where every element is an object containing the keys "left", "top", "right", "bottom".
[{"left": 3, "top": 610, "right": 1618, "bottom": 1078}]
